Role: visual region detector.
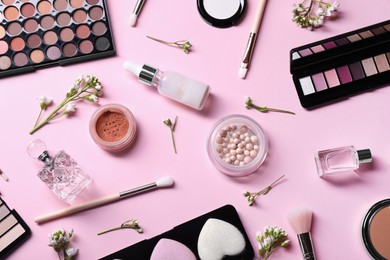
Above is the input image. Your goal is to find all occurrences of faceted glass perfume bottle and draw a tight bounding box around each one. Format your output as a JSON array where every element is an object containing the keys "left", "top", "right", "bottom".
[
  {"left": 314, "top": 145, "right": 372, "bottom": 177},
  {"left": 27, "top": 139, "right": 92, "bottom": 203}
]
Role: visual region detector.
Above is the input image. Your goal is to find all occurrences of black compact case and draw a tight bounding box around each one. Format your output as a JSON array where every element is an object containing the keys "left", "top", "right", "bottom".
[
  {"left": 0, "top": 0, "right": 115, "bottom": 78},
  {"left": 99, "top": 204, "right": 254, "bottom": 260},
  {"left": 290, "top": 19, "right": 390, "bottom": 108}
]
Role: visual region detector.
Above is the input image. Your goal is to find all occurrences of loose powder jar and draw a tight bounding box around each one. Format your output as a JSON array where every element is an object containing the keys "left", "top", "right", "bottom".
[
  {"left": 207, "top": 114, "right": 268, "bottom": 177},
  {"left": 89, "top": 104, "right": 137, "bottom": 152}
]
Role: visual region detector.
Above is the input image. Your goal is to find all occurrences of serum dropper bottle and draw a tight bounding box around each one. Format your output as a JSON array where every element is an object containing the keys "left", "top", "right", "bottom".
[{"left": 124, "top": 60, "right": 210, "bottom": 110}]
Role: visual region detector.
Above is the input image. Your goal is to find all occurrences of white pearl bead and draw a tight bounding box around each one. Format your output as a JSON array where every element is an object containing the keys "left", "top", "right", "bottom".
[
  {"left": 245, "top": 137, "right": 250, "bottom": 143},
  {"left": 232, "top": 133, "right": 238, "bottom": 138},
  {"left": 223, "top": 148, "right": 229, "bottom": 154},
  {"left": 224, "top": 158, "right": 232, "bottom": 163},
  {"left": 222, "top": 143, "right": 227, "bottom": 148},
  {"left": 244, "top": 150, "right": 250, "bottom": 156},
  {"left": 237, "top": 154, "right": 244, "bottom": 161},
  {"left": 234, "top": 160, "right": 240, "bottom": 165},
  {"left": 251, "top": 135, "right": 258, "bottom": 143},
  {"left": 216, "top": 136, "right": 223, "bottom": 144},
  {"left": 236, "top": 148, "right": 242, "bottom": 154},
  {"left": 230, "top": 150, "right": 237, "bottom": 156},
  {"left": 240, "top": 126, "right": 248, "bottom": 133},
  {"left": 254, "top": 145, "right": 259, "bottom": 151},
  {"left": 246, "top": 143, "right": 254, "bottom": 151},
  {"left": 237, "top": 143, "right": 243, "bottom": 148},
  {"left": 234, "top": 138, "right": 240, "bottom": 145},
  {"left": 216, "top": 145, "right": 223, "bottom": 153},
  {"left": 244, "top": 156, "right": 252, "bottom": 163},
  {"left": 239, "top": 161, "right": 245, "bottom": 166},
  {"left": 240, "top": 135, "right": 245, "bottom": 140},
  {"left": 230, "top": 155, "right": 236, "bottom": 161},
  {"left": 250, "top": 150, "right": 257, "bottom": 158}
]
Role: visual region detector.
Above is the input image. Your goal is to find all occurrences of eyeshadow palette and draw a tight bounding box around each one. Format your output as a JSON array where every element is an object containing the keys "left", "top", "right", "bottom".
[
  {"left": 290, "top": 19, "right": 390, "bottom": 108},
  {"left": 0, "top": 0, "right": 115, "bottom": 78},
  {"left": 99, "top": 205, "right": 254, "bottom": 260},
  {"left": 0, "top": 197, "right": 31, "bottom": 258}
]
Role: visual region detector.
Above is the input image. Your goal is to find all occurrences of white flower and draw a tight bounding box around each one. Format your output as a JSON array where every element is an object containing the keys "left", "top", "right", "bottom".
[
  {"left": 48, "top": 239, "right": 57, "bottom": 246},
  {"left": 88, "top": 94, "right": 98, "bottom": 103},
  {"left": 64, "top": 103, "right": 76, "bottom": 114},
  {"left": 84, "top": 74, "right": 92, "bottom": 83},
  {"left": 95, "top": 83, "right": 102, "bottom": 91},
  {"left": 329, "top": 1, "right": 339, "bottom": 11},
  {"left": 66, "top": 247, "right": 78, "bottom": 257},
  {"left": 316, "top": 7, "right": 325, "bottom": 16},
  {"left": 69, "top": 228, "right": 74, "bottom": 237},
  {"left": 38, "top": 95, "right": 52, "bottom": 109}
]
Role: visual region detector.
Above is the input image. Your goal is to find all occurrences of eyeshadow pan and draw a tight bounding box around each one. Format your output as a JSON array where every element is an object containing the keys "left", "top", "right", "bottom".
[
  {"left": 387, "top": 53, "right": 390, "bottom": 63},
  {"left": 380, "top": 25, "right": 390, "bottom": 32},
  {"left": 89, "top": 6, "right": 103, "bottom": 20},
  {"left": 0, "top": 205, "right": 10, "bottom": 220},
  {"left": 336, "top": 65, "right": 352, "bottom": 84},
  {"left": 73, "top": 9, "right": 87, "bottom": 24},
  {"left": 372, "top": 27, "right": 385, "bottom": 35},
  {"left": 63, "top": 42, "right": 77, "bottom": 57},
  {"left": 13, "top": 52, "right": 28, "bottom": 66},
  {"left": 43, "top": 31, "right": 58, "bottom": 45},
  {"left": 4, "top": 6, "right": 19, "bottom": 21},
  {"left": 40, "top": 15, "right": 55, "bottom": 29},
  {"left": 7, "top": 22, "right": 22, "bottom": 36},
  {"left": 362, "top": 57, "right": 378, "bottom": 76},
  {"left": 310, "top": 45, "right": 325, "bottom": 53},
  {"left": 0, "top": 56, "right": 11, "bottom": 70},
  {"left": 0, "top": 214, "right": 17, "bottom": 236},
  {"left": 21, "top": 3, "right": 35, "bottom": 18},
  {"left": 24, "top": 18, "right": 38, "bottom": 33},
  {"left": 323, "top": 41, "right": 337, "bottom": 50},
  {"left": 76, "top": 24, "right": 90, "bottom": 39},
  {"left": 369, "top": 207, "right": 390, "bottom": 259},
  {"left": 30, "top": 49, "right": 45, "bottom": 63},
  {"left": 347, "top": 34, "right": 362, "bottom": 42},
  {"left": 10, "top": 37, "right": 25, "bottom": 51},
  {"left": 298, "top": 48, "right": 312, "bottom": 57},
  {"left": 27, "top": 34, "right": 41, "bottom": 48},
  {"left": 324, "top": 69, "right": 340, "bottom": 87},
  {"left": 60, "top": 28, "right": 74, "bottom": 42},
  {"left": 54, "top": 0, "right": 68, "bottom": 11},
  {"left": 70, "top": 0, "right": 83, "bottom": 8},
  {"left": 349, "top": 61, "right": 365, "bottom": 80},
  {"left": 374, "top": 54, "right": 390, "bottom": 72},
  {"left": 57, "top": 12, "right": 71, "bottom": 26},
  {"left": 0, "top": 224, "right": 26, "bottom": 252},
  {"left": 0, "top": 40, "right": 8, "bottom": 55},
  {"left": 95, "top": 37, "right": 110, "bottom": 51},
  {"left": 46, "top": 46, "right": 61, "bottom": 60},
  {"left": 359, "top": 30, "right": 374, "bottom": 39},
  {"left": 2, "top": 0, "right": 15, "bottom": 4},
  {"left": 79, "top": 39, "right": 93, "bottom": 54},
  {"left": 37, "top": 0, "right": 52, "bottom": 15},
  {"left": 335, "top": 38, "right": 349, "bottom": 46},
  {"left": 87, "top": 0, "right": 100, "bottom": 4},
  {"left": 92, "top": 21, "right": 107, "bottom": 36},
  {"left": 311, "top": 73, "right": 327, "bottom": 91},
  {"left": 0, "top": 27, "right": 5, "bottom": 39},
  {"left": 299, "top": 76, "right": 315, "bottom": 95}
]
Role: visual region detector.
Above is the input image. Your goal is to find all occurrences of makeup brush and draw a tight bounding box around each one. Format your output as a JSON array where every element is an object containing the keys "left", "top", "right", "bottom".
[
  {"left": 129, "top": 0, "right": 146, "bottom": 27},
  {"left": 35, "top": 176, "right": 174, "bottom": 224},
  {"left": 287, "top": 206, "right": 316, "bottom": 260}
]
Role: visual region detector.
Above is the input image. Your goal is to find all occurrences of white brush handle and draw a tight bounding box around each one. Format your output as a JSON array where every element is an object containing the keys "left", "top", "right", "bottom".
[{"left": 35, "top": 193, "right": 119, "bottom": 224}]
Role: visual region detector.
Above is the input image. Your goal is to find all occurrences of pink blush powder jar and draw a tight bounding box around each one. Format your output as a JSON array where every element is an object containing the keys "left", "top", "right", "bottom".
[
  {"left": 207, "top": 114, "right": 268, "bottom": 177},
  {"left": 89, "top": 104, "right": 137, "bottom": 152}
]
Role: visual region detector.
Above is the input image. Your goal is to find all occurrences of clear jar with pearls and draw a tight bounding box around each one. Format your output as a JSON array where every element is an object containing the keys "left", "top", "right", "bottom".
[{"left": 207, "top": 114, "right": 268, "bottom": 177}]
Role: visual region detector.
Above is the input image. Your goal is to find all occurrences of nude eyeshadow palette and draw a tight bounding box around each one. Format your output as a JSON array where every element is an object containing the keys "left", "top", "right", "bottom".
[
  {"left": 99, "top": 205, "right": 254, "bottom": 260},
  {"left": 290, "top": 20, "right": 390, "bottom": 108},
  {"left": 0, "top": 0, "right": 115, "bottom": 78}
]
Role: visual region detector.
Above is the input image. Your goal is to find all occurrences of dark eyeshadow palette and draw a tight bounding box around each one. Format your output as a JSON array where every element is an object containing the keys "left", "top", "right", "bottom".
[
  {"left": 99, "top": 205, "right": 254, "bottom": 260},
  {"left": 0, "top": 0, "right": 115, "bottom": 78}
]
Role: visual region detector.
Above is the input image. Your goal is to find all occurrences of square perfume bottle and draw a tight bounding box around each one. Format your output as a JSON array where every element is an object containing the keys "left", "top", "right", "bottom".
[{"left": 27, "top": 139, "right": 91, "bottom": 203}]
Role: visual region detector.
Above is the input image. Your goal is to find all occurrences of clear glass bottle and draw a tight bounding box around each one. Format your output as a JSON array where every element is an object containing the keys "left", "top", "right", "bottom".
[
  {"left": 124, "top": 60, "right": 210, "bottom": 110},
  {"left": 27, "top": 139, "right": 92, "bottom": 203},
  {"left": 314, "top": 145, "right": 372, "bottom": 177}
]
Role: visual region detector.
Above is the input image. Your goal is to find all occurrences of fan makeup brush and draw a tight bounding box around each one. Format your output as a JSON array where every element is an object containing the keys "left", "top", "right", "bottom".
[{"left": 287, "top": 206, "right": 316, "bottom": 260}]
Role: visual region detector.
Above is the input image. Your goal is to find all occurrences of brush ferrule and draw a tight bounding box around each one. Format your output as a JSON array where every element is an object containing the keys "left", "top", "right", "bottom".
[
  {"left": 297, "top": 232, "right": 316, "bottom": 260},
  {"left": 119, "top": 182, "right": 157, "bottom": 198},
  {"left": 132, "top": 0, "right": 145, "bottom": 15},
  {"left": 240, "top": 32, "right": 257, "bottom": 69}
]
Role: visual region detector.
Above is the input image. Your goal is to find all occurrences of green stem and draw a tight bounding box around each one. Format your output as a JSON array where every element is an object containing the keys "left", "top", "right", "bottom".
[
  {"left": 171, "top": 129, "right": 177, "bottom": 154},
  {"left": 34, "top": 109, "right": 43, "bottom": 127},
  {"left": 97, "top": 226, "right": 122, "bottom": 235},
  {"left": 251, "top": 104, "right": 295, "bottom": 115}
]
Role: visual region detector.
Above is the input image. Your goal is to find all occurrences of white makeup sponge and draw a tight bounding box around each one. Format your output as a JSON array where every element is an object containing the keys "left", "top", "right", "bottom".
[
  {"left": 198, "top": 218, "right": 246, "bottom": 260},
  {"left": 150, "top": 238, "right": 196, "bottom": 260}
]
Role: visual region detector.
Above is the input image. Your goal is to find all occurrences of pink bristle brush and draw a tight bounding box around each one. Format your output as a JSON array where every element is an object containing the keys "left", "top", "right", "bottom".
[{"left": 287, "top": 206, "right": 316, "bottom": 260}]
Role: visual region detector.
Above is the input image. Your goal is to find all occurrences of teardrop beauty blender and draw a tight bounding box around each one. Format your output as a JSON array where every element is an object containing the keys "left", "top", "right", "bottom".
[
  {"left": 197, "top": 218, "right": 246, "bottom": 260},
  {"left": 150, "top": 238, "right": 196, "bottom": 260}
]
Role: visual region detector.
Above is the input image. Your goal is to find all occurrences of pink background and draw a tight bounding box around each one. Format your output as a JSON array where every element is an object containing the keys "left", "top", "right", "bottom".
[{"left": 1, "top": 0, "right": 390, "bottom": 259}]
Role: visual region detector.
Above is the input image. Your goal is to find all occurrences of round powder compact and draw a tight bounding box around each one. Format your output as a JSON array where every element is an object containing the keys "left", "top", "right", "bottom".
[
  {"left": 207, "top": 114, "right": 268, "bottom": 177},
  {"left": 89, "top": 104, "right": 137, "bottom": 152}
]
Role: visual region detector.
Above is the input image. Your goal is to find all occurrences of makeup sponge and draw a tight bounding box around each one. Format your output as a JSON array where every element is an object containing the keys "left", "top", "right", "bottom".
[
  {"left": 197, "top": 218, "right": 246, "bottom": 260},
  {"left": 150, "top": 238, "right": 196, "bottom": 260}
]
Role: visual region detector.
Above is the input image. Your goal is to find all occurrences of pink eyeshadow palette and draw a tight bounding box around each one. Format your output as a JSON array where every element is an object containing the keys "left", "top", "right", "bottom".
[
  {"left": 0, "top": 0, "right": 114, "bottom": 77},
  {"left": 99, "top": 205, "right": 254, "bottom": 260},
  {"left": 290, "top": 20, "right": 390, "bottom": 108},
  {"left": 0, "top": 197, "right": 31, "bottom": 258}
]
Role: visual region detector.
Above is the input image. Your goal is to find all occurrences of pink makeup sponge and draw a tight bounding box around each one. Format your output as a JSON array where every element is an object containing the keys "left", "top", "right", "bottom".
[
  {"left": 197, "top": 218, "right": 246, "bottom": 260},
  {"left": 150, "top": 238, "right": 196, "bottom": 260}
]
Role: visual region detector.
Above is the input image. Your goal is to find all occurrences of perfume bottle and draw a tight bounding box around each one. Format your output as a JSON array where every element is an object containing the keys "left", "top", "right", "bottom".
[
  {"left": 27, "top": 139, "right": 92, "bottom": 203},
  {"left": 124, "top": 60, "right": 210, "bottom": 110},
  {"left": 314, "top": 145, "right": 372, "bottom": 177}
]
